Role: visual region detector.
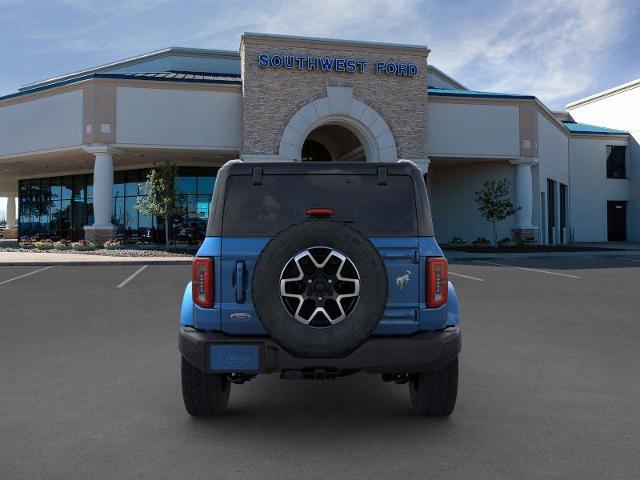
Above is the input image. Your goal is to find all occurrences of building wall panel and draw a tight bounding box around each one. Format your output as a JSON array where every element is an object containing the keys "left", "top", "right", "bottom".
[
  {"left": 427, "top": 102, "right": 520, "bottom": 157},
  {"left": 0, "top": 90, "right": 83, "bottom": 156},
  {"left": 115, "top": 87, "right": 242, "bottom": 148}
]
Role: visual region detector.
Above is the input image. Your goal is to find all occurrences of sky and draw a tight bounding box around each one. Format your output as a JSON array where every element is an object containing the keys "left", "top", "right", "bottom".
[
  {"left": 1, "top": 0, "right": 639, "bottom": 109},
  {"left": 1, "top": 0, "right": 640, "bottom": 216}
]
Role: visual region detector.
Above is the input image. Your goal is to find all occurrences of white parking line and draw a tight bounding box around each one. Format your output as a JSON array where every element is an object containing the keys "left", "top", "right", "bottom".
[
  {"left": 449, "top": 271, "right": 485, "bottom": 282},
  {"left": 116, "top": 265, "right": 149, "bottom": 289},
  {"left": 0, "top": 266, "right": 52, "bottom": 286},
  {"left": 475, "top": 260, "right": 581, "bottom": 279}
]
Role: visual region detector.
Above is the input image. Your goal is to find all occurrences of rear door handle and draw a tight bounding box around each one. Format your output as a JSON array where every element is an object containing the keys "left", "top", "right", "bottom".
[{"left": 235, "top": 261, "right": 246, "bottom": 303}]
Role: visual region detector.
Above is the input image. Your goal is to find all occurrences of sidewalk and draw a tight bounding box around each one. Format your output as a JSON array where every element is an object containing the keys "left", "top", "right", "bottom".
[{"left": 0, "top": 251, "right": 193, "bottom": 266}]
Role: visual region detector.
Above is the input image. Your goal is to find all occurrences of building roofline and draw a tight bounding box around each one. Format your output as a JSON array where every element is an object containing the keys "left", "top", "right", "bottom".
[
  {"left": 241, "top": 32, "right": 430, "bottom": 55},
  {"left": 427, "top": 65, "right": 467, "bottom": 90},
  {"left": 565, "top": 78, "right": 640, "bottom": 109},
  {"left": 19, "top": 47, "right": 240, "bottom": 92},
  {"left": 428, "top": 88, "right": 630, "bottom": 140},
  {"left": 2, "top": 72, "right": 241, "bottom": 103},
  {"left": 562, "top": 120, "right": 628, "bottom": 135},
  {"left": 428, "top": 88, "right": 535, "bottom": 100}
]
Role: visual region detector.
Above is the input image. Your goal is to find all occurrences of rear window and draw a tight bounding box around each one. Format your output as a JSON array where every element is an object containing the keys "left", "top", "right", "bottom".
[{"left": 221, "top": 174, "right": 418, "bottom": 236}]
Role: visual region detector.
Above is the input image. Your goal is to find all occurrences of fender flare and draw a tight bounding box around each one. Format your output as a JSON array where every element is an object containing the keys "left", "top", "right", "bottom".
[
  {"left": 446, "top": 281, "right": 460, "bottom": 326},
  {"left": 180, "top": 282, "right": 194, "bottom": 326}
]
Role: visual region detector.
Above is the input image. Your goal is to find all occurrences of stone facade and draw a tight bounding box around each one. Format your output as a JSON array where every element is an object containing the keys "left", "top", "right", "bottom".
[
  {"left": 84, "top": 226, "right": 117, "bottom": 246},
  {"left": 511, "top": 227, "right": 539, "bottom": 243},
  {"left": 1, "top": 228, "right": 18, "bottom": 239},
  {"left": 240, "top": 34, "right": 429, "bottom": 160}
]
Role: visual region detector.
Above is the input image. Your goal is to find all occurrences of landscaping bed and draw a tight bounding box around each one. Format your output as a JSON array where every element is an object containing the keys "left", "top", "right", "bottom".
[{"left": 0, "top": 247, "right": 191, "bottom": 257}]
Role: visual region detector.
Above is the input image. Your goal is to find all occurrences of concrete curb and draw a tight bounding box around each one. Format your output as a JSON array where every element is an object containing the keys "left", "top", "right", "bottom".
[
  {"left": 0, "top": 259, "right": 193, "bottom": 266},
  {"left": 445, "top": 250, "right": 640, "bottom": 261}
]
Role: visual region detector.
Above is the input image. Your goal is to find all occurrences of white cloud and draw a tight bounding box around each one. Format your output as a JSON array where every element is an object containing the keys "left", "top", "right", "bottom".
[
  {"left": 2, "top": 0, "right": 634, "bottom": 108},
  {"left": 426, "top": 0, "right": 628, "bottom": 107}
]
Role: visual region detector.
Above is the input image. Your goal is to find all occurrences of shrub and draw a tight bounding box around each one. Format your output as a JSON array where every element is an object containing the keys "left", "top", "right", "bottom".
[
  {"left": 103, "top": 239, "right": 123, "bottom": 250},
  {"left": 472, "top": 237, "right": 491, "bottom": 246},
  {"left": 497, "top": 237, "right": 516, "bottom": 247},
  {"left": 519, "top": 237, "right": 537, "bottom": 245},
  {"left": 33, "top": 239, "right": 54, "bottom": 250},
  {"left": 19, "top": 236, "right": 34, "bottom": 249},
  {"left": 54, "top": 239, "right": 73, "bottom": 250},
  {"left": 71, "top": 240, "right": 96, "bottom": 251},
  {"left": 449, "top": 236, "right": 465, "bottom": 245}
]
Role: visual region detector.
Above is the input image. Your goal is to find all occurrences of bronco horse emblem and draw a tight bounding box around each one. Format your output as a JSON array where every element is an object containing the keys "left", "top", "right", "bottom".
[{"left": 395, "top": 270, "right": 411, "bottom": 289}]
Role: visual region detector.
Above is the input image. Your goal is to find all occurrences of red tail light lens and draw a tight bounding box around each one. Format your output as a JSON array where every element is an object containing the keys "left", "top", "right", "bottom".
[
  {"left": 427, "top": 257, "right": 448, "bottom": 308},
  {"left": 305, "top": 207, "right": 335, "bottom": 217},
  {"left": 192, "top": 257, "right": 214, "bottom": 308}
]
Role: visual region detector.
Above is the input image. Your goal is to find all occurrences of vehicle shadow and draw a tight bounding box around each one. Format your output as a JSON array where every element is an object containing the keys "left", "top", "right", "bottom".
[{"left": 182, "top": 372, "right": 456, "bottom": 436}]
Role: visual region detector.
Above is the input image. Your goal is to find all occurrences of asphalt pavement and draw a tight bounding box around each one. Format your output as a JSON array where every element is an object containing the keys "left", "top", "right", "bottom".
[{"left": 1, "top": 257, "right": 639, "bottom": 479}]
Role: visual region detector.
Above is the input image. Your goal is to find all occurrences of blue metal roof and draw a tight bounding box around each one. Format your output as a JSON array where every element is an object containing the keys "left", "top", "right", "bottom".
[
  {"left": 428, "top": 87, "right": 535, "bottom": 100},
  {"left": 562, "top": 121, "right": 628, "bottom": 135},
  {"left": 0, "top": 71, "right": 242, "bottom": 102}
]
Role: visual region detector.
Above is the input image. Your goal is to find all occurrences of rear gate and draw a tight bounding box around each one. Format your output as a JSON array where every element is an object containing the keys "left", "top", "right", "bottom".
[
  {"left": 371, "top": 238, "right": 420, "bottom": 335},
  {"left": 219, "top": 238, "right": 269, "bottom": 335},
  {"left": 218, "top": 236, "right": 420, "bottom": 336}
]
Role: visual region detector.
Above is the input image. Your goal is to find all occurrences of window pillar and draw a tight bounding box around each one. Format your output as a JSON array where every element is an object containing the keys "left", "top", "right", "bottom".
[
  {"left": 83, "top": 145, "right": 118, "bottom": 245},
  {"left": 509, "top": 157, "right": 538, "bottom": 242}
]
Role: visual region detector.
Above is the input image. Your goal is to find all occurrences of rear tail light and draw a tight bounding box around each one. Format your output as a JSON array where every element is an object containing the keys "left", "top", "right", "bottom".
[
  {"left": 427, "top": 257, "right": 448, "bottom": 308},
  {"left": 192, "top": 257, "right": 214, "bottom": 308}
]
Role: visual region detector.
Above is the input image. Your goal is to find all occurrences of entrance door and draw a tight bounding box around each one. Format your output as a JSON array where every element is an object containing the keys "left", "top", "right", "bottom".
[
  {"left": 540, "top": 192, "right": 547, "bottom": 244},
  {"left": 607, "top": 201, "right": 627, "bottom": 241},
  {"left": 547, "top": 179, "right": 556, "bottom": 244},
  {"left": 301, "top": 124, "right": 366, "bottom": 162}
]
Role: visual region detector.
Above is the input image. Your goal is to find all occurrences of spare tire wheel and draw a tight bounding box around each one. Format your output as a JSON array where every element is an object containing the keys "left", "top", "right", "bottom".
[{"left": 252, "top": 219, "right": 388, "bottom": 358}]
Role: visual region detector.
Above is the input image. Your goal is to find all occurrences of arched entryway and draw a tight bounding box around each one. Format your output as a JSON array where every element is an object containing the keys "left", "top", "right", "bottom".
[
  {"left": 301, "top": 124, "right": 366, "bottom": 162},
  {"left": 277, "top": 86, "right": 398, "bottom": 163}
]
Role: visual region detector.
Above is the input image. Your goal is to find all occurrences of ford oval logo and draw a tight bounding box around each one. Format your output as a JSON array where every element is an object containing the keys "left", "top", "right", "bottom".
[{"left": 230, "top": 313, "right": 251, "bottom": 321}]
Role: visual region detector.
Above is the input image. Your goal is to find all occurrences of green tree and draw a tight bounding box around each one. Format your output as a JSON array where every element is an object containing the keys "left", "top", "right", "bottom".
[
  {"left": 474, "top": 179, "right": 519, "bottom": 246},
  {"left": 136, "top": 161, "right": 181, "bottom": 250}
]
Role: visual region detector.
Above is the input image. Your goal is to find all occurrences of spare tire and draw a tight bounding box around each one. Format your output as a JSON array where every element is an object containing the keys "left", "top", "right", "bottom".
[{"left": 252, "top": 219, "right": 388, "bottom": 358}]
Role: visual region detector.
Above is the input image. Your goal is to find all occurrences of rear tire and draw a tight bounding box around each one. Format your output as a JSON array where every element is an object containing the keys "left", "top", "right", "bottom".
[
  {"left": 409, "top": 357, "right": 458, "bottom": 416},
  {"left": 181, "top": 357, "right": 230, "bottom": 417}
]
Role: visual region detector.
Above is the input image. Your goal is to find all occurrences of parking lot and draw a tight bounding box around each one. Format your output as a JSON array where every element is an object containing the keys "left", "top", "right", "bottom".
[{"left": 1, "top": 256, "right": 640, "bottom": 479}]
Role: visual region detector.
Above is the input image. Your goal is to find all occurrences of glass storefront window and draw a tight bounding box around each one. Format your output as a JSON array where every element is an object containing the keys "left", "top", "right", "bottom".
[
  {"left": 198, "top": 176, "right": 215, "bottom": 195},
  {"left": 113, "top": 197, "right": 125, "bottom": 231},
  {"left": 18, "top": 166, "right": 218, "bottom": 243},
  {"left": 175, "top": 175, "right": 197, "bottom": 195},
  {"left": 87, "top": 175, "right": 93, "bottom": 200},
  {"left": 125, "top": 196, "right": 139, "bottom": 231},
  {"left": 62, "top": 178, "right": 72, "bottom": 200},
  {"left": 197, "top": 195, "right": 211, "bottom": 219},
  {"left": 125, "top": 170, "right": 139, "bottom": 196},
  {"left": 72, "top": 176, "right": 85, "bottom": 201},
  {"left": 113, "top": 171, "right": 125, "bottom": 199}
]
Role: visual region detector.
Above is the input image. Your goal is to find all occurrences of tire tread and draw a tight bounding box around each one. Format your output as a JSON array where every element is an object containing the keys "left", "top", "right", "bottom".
[
  {"left": 181, "top": 357, "right": 230, "bottom": 417},
  {"left": 410, "top": 357, "right": 458, "bottom": 416}
]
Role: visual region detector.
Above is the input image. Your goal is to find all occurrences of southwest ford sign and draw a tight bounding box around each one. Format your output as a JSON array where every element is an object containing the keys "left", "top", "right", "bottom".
[{"left": 257, "top": 54, "right": 418, "bottom": 77}]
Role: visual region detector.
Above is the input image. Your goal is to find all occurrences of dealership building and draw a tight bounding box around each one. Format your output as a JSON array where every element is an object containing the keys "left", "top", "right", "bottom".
[{"left": 0, "top": 33, "right": 637, "bottom": 245}]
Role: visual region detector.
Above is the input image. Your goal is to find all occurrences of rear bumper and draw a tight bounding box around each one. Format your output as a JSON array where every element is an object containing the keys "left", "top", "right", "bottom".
[{"left": 179, "top": 327, "right": 461, "bottom": 375}]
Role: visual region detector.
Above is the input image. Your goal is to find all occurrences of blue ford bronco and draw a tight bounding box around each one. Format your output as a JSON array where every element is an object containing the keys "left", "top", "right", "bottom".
[{"left": 179, "top": 160, "right": 461, "bottom": 416}]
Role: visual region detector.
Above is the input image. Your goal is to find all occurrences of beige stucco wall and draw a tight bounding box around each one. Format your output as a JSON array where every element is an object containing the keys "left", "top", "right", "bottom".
[
  {"left": 240, "top": 35, "right": 429, "bottom": 159},
  {"left": 116, "top": 86, "right": 242, "bottom": 148},
  {"left": 427, "top": 101, "right": 520, "bottom": 157},
  {"left": 0, "top": 90, "right": 83, "bottom": 157}
]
